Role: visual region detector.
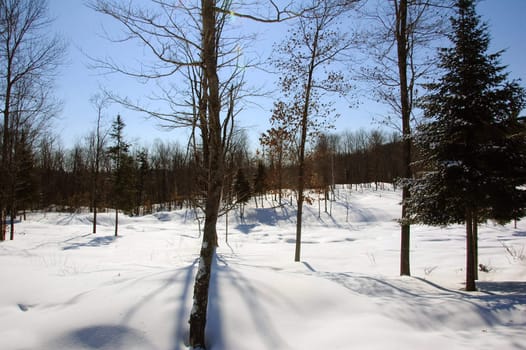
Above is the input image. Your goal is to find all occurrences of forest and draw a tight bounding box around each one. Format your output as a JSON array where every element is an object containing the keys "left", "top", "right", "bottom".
[
  {"left": 1, "top": 1, "right": 525, "bottom": 349},
  {"left": 5, "top": 128, "right": 403, "bottom": 215}
]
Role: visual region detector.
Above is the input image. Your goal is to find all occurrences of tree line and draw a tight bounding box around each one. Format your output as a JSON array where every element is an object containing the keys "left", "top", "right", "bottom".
[{"left": 6, "top": 124, "right": 405, "bottom": 217}]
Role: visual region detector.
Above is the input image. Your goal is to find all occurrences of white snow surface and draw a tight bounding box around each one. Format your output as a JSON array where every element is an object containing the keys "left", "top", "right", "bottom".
[{"left": 1, "top": 185, "right": 525, "bottom": 350}]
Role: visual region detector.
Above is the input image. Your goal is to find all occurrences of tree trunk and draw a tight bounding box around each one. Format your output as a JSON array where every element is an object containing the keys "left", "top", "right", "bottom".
[
  {"left": 295, "top": 26, "right": 319, "bottom": 263},
  {"left": 189, "top": 210, "right": 219, "bottom": 349},
  {"left": 465, "top": 209, "right": 476, "bottom": 291},
  {"left": 188, "top": 0, "right": 223, "bottom": 347},
  {"left": 295, "top": 189, "right": 304, "bottom": 262},
  {"left": 114, "top": 208, "right": 118, "bottom": 237},
  {"left": 472, "top": 208, "right": 478, "bottom": 280},
  {"left": 93, "top": 207, "right": 97, "bottom": 234},
  {"left": 396, "top": 0, "right": 411, "bottom": 276},
  {"left": 225, "top": 210, "right": 228, "bottom": 244},
  {"left": 10, "top": 207, "right": 15, "bottom": 240},
  {"left": 0, "top": 210, "right": 5, "bottom": 241}
]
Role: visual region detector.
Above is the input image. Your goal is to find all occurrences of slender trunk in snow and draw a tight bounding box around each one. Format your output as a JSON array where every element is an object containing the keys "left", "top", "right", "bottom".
[
  {"left": 465, "top": 209, "right": 476, "bottom": 291},
  {"left": 396, "top": 0, "right": 411, "bottom": 276},
  {"left": 188, "top": 0, "right": 223, "bottom": 347},
  {"left": 472, "top": 208, "right": 478, "bottom": 280},
  {"left": 114, "top": 208, "right": 118, "bottom": 237}
]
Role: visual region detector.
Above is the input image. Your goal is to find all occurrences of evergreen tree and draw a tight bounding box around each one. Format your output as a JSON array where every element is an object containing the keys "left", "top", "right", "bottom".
[
  {"left": 135, "top": 148, "right": 150, "bottom": 216},
  {"left": 14, "top": 131, "right": 38, "bottom": 217},
  {"left": 409, "top": 0, "right": 526, "bottom": 291},
  {"left": 253, "top": 161, "right": 267, "bottom": 208},
  {"left": 234, "top": 167, "right": 251, "bottom": 219},
  {"left": 108, "top": 114, "right": 135, "bottom": 236}
]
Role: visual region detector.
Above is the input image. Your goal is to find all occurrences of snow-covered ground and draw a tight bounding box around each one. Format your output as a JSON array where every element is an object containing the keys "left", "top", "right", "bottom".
[{"left": 0, "top": 185, "right": 525, "bottom": 350}]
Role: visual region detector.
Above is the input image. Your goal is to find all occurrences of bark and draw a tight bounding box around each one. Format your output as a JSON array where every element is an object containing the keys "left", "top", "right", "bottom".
[
  {"left": 188, "top": 0, "right": 223, "bottom": 347},
  {"left": 189, "top": 209, "right": 219, "bottom": 348},
  {"left": 10, "top": 207, "right": 15, "bottom": 240},
  {"left": 295, "top": 26, "right": 319, "bottom": 263},
  {"left": 0, "top": 210, "right": 5, "bottom": 241},
  {"left": 465, "top": 209, "right": 476, "bottom": 291},
  {"left": 472, "top": 208, "right": 478, "bottom": 280},
  {"left": 396, "top": 0, "right": 412, "bottom": 276},
  {"left": 114, "top": 209, "right": 118, "bottom": 237},
  {"left": 1, "top": 58, "right": 12, "bottom": 242},
  {"left": 93, "top": 207, "right": 98, "bottom": 234}
]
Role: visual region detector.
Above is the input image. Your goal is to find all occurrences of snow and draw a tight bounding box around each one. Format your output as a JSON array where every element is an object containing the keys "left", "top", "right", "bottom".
[{"left": 1, "top": 185, "right": 525, "bottom": 350}]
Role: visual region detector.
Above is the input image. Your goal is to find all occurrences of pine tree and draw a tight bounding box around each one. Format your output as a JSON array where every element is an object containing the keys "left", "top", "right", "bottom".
[
  {"left": 108, "top": 114, "right": 135, "bottom": 236},
  {"left": 234, "top": 168, "right": 251, "bottom": 219},
  {"left": 409, "top": 0, "right": 526, "bottom": 291},
  {"left": 253, "top": 161, "right": 267, "bottom": 208}
]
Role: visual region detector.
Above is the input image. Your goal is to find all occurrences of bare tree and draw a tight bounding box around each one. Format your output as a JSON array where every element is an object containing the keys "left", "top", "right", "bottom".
[
  {"left": 89, "top": 0, "right": 303, "bottom": 347},
  {"left": 359, "top": 0, "right": 452, "bottom": 275},
  {"left": 272, "top": 0, "right": 356, "bottom": 262},
  {"left": 87, "top": 94, "right": 109, "bottom": 234},
  {"left": 0, "top": 0, "right": 65, "bottom": 240}
]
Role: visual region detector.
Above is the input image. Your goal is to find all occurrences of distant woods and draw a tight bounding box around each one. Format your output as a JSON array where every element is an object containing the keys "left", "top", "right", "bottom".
[{"left": 14, "top": 127, "right": 404, "bottom": 216}]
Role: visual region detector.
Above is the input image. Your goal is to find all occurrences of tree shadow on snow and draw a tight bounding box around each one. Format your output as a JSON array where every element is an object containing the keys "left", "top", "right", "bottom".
[
  {"left": 321, "top": 272, "right": 526, "bottom": 331},
  {"left": 62, "top": 235, "right": 119, "bottom": 250},
  {"left": 171, "top": 259, "right": 199, "bottom": 350},
  {"left": 416, "top": 277, "right": 526, "bottom": 327},
  {"left": 50, "top": 324, "right": 158, "bottom": 350},
  {"left": 206, "top": 254, "right": 289, "bottom": 350},
  {"left": 244, "top": 206, "right": 296, "bottom": 226},
  {"left": 476, "top": 281, "right": 526, "bottom": 297},
  {"left": 116, "top": 258, "right": 200, "bottom": 350},
  {"left": 512, "top": 230, "right": 526, "bottom": 237},
  {"left": 235, "top": 223, "right": 258, "bottom": 234}
]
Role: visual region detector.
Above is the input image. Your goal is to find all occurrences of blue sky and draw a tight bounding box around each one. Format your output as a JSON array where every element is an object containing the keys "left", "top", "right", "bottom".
[{"left": 49, "top": 0, "right": 526, "bottom": 149}]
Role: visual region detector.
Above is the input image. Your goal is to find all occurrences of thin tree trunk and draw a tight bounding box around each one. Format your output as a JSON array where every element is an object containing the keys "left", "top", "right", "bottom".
[
  {"left": 295, "top": 189, "right": 304, "bottom": 262},
  {"left": 396, "top": 0, "right": 411, "bottom": 276},
  {"left": 93, "top": 207, "right": 97, "bottom": 234},
  {"left": 0, "top": 210, "right": 5, "bottom": 241},
  {"left": 465, "top": 209, "right": 476, "bottom": 291},
  {"left": 295, "top": 26, "right": 319, "bottom": 263},
  {"left": 472, "top": 208, "right": 478, "bottom": 280},
  {"left": 10, "top": 207, "right": 15, "bottom": 240},
  {"left": 114, "top": 208, "right": 118, "bottom": 237},
  {"left": 188, "top": 0, "right": 223, "bottom": 347}
]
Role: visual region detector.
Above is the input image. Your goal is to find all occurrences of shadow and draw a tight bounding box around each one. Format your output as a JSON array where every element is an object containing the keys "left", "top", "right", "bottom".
[
  {"left": 153, "top": 212, "right": 174, "bottom": 222},
  {"left": 62, "top": 235, "right": 118, "bottom": 250},
  {"left": 414, "top": 277, "right": 526, "bottom": 326},
  {"left": 105, "top": 260, "right": 198, "bottom": 350},
  {"left": 477, "top": 281, "right": 526, "bottom": 297},
  {"left": 244, "top": 205, "right": 296, "bottom": 226},
  {"left": 412, "top": 277, "right": 469, "bottom": 297},
  {"left": 327, "top": 272, "right": 422, "bottom": 298},
  {"left": 512, "top": 230, "right": 526, "bottom": 237},
  {"left": 206, "top": 254, "right": 226, "bottom": 350},
  {"left": 208, "top": 253, "right": 289, "bottom": 350},
  {"left": 235, "top": 223, "right": 258, "bottom": 234},
  {"left": 318, "top": 272, "right": 526, "bottom": 331},
  {"left": 173, "top": 259, "right": 199, "bottom": 350},
  {"left": 302, "top": 261, "right": 316, "bottom": 272},
  {"left": 50, "top": 325, "right": 157, "bottom": 349}
]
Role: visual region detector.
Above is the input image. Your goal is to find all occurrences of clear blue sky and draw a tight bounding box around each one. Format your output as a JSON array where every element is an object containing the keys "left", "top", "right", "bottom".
[{"left": 49, "top": 0, "right": 526, "bottom": 149}]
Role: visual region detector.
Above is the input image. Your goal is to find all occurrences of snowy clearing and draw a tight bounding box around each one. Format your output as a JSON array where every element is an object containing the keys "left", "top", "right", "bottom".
[{"left": 0, "top": 186, "right": 525, "bottom": 350}]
